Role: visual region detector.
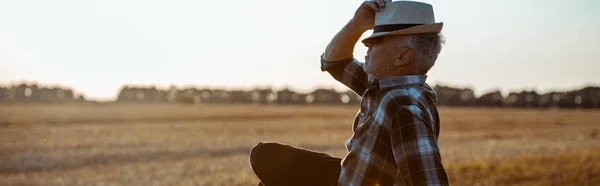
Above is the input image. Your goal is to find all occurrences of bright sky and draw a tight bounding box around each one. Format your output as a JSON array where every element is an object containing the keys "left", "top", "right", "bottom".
[{"left": 1, "top": 0, "right": 599, "bottom": 101}]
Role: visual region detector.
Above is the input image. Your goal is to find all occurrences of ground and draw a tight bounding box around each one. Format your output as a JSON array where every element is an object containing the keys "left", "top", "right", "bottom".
[{"left": 1, "top": 103, "right": 599, "bottom": 185}]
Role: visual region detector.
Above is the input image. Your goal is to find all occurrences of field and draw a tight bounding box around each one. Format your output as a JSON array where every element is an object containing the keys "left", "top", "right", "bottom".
[{"left": 1, "top": 103, "right": 599, "bottom": 186}]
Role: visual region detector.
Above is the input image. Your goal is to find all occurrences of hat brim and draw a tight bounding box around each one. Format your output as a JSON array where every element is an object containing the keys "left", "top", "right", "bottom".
[{"left": 361, "top": 22, "right": 443, "bottom": 43}]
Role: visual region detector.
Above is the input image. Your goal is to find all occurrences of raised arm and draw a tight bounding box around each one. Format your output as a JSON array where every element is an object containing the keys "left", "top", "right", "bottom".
[
  {"left": 321, "top": 0, "right": 389, "bottom": 95},
  {"left": 322, "top": 11, "right": 370, "bottom": 61}
]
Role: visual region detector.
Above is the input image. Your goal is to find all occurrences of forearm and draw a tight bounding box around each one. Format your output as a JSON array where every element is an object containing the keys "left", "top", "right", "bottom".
[{"left": 323, "top": 19, "right": 368, "bottom": 61}]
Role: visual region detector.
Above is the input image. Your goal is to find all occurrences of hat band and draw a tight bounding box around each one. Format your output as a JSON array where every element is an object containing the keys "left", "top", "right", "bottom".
[{"left": 373, "top": 24, "right": 424, "bottom": 33}]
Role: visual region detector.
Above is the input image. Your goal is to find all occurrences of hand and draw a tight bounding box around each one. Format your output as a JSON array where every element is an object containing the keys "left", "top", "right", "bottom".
[{"left": 351, "top": 0, "right": 392, "bottom": 32}]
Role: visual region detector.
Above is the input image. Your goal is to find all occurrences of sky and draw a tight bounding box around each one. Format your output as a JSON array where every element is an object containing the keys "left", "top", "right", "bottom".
[{"left": 1, "top": 0, "right": 599, "bottom": 101}]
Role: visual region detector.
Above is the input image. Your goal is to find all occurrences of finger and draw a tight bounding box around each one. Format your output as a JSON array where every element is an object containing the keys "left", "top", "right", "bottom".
[{"left": 365, "top": 1, "right": 379, "bottom": 12}]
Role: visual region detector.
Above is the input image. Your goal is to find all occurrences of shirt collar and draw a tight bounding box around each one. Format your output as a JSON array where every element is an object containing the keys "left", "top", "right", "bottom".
[{"left": 369, "top": 75, "right": 428, "bottom": 89}]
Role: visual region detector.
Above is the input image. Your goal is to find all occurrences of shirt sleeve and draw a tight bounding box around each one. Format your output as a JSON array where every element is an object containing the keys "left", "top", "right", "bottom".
[
  {"left": 320, "top": 54, "right": 368, "bottom": 96},
  {"left": 386, "top": 104, "right": 450, "bottom": 186}
]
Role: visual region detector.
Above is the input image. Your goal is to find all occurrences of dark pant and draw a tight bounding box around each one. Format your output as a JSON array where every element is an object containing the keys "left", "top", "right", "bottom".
[{"left": 249, "top": 142, "right": 342, "bottom": 186}]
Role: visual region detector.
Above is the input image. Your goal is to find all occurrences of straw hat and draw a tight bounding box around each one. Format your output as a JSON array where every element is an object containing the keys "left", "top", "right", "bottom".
[{"left": 362, "top": 1, "right": 443, "bottom": 43}]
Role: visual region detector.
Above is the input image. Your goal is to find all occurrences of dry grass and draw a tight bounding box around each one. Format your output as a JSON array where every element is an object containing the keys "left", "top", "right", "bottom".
[
  {"left": 447, "top": 149, "right": 600, "bottom": 186},
  {"left": 1, "top": 103, "right": 599, "bottom": 185}
]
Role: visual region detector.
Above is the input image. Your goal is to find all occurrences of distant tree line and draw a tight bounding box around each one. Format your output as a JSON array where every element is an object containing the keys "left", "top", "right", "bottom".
[
  {"left": 0, "top": 83, "right": 85, "bottom": 103},
  {"left": 115, "top": 85, "right": 360, "bottom": 105},
  {"left": 1, "top": 82, "right": 600, "bottom": 109},
  {"left": 115, "top": 84, "right": 600, "bottom": 109},
  {"left": 433, "top": 85, "right": 600, "bottom": 109}
]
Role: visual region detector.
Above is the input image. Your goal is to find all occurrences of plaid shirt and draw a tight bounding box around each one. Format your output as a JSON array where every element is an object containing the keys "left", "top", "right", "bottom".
[{"left": 321, "top": 55, "right": 449, "bottom": 186}]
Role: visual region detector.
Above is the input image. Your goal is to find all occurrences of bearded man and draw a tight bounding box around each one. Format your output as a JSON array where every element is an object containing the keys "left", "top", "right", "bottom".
[{"left": 249, "top": 1, "right": 449, "bottom": 185}]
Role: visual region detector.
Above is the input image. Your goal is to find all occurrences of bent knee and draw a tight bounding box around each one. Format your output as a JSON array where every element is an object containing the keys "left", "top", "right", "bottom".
[
  {"left": 249, "top": 142, "right": 282, "bottom": 170},
  {"left": 250, "top": 142, "right": 275, "bottom": 163}
]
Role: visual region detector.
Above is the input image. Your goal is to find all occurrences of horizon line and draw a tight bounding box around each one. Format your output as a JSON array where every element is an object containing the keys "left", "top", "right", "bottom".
[{"left": 2, "top": 79, "right": 600, "bottom": 102}]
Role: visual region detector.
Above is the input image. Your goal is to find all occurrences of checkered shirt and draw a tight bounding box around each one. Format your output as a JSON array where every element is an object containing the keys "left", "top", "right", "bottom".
[{"left": 321, "top": 55, "right": 450, "bottom": 186}]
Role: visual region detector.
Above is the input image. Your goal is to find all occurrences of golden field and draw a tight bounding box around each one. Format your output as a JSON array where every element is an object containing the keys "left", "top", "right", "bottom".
[{"left": 1, "top": 103, "right": 599, "bottom": 186}]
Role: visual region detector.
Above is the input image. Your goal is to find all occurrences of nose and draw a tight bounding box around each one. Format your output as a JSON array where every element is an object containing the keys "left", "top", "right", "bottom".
[{"left": 367, "top": 47, "right": 372, "bottom": 55}]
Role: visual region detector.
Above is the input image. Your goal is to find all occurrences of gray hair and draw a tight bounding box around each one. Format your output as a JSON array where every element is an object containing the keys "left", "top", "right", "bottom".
[{"left": 405, "top": 33, "right": 445, "bottom": 74}]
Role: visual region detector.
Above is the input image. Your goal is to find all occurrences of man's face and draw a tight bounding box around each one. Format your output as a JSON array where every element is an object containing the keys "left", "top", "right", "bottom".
[{"left": 363, "top": 35, "right": 406, "bottom": 77}]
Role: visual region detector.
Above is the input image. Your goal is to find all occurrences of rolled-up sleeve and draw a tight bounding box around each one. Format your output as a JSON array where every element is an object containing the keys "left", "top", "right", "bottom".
[{"left": 320, "top": 54, "right": 368, "bottom": 96}]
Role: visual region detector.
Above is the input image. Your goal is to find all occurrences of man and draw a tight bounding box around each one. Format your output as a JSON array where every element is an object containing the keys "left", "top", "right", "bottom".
[{"left": 249, "top": 0, "right": 449, "bottom": 185}]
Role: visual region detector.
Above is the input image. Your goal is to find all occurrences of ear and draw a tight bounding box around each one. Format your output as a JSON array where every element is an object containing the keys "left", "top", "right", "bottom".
[{"left": 394, "top": 47, "right": 414, "bottom": 66}]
